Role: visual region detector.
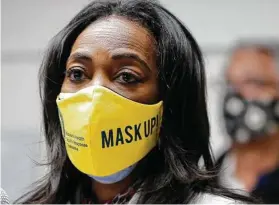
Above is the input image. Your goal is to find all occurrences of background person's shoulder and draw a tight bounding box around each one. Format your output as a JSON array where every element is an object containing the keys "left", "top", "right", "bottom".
[{"left": 192, "top": 193, "right": 246, "bottom": 204}]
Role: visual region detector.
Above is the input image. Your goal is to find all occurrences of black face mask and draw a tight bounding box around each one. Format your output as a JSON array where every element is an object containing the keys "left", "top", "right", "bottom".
[{"left": 223, "top": 88, "right": 279, "bottom": 143}]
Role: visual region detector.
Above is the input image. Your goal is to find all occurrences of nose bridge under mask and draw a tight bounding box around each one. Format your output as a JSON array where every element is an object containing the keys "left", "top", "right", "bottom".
[{"left": 86, "top": 70, "right": 112, "bottom": 90}]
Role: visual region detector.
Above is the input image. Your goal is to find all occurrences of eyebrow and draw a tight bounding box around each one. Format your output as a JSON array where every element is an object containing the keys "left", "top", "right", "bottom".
[
  {"left": 111, "top": 53, "right": 151, "bottom": 73},
  {"left": 67, "top": 52, "right": 92, "bottom": 64},
  {"left": 67, "top": 51, "right": 152, "bottom": 73}
]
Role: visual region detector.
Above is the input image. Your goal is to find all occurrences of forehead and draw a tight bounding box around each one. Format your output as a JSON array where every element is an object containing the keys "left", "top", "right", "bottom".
[
  {"left": 71, "top": 16, "right": 156, "bottom": 56},
  {"left": 227, "top": 48, "right": 278, "bottom": 84}
]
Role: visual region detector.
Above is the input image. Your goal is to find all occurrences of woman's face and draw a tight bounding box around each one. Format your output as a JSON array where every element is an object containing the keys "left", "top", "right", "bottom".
[{"left": 61, "top": 16, "right": 159, "bottom": 104}]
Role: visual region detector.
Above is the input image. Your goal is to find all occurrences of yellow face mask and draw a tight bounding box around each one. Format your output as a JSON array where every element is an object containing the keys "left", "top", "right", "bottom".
[{"left": 56, "top": 85, "right": 163, "bottom": 177}]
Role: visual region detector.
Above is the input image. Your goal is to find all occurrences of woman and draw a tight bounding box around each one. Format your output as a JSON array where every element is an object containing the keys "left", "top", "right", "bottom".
[{"left": 17, "top": 0, "right": 254, "bottom": 203}]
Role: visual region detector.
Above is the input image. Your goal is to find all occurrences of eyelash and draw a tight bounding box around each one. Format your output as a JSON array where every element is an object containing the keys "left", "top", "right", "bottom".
[
  {"left": 65, "top": 67, "right": 87, "bottom": 83},
  {"left": 115, "top": 70, "right": 142, "bottom": 84},
  {"left": 65, "top": 67, "right": 142, "bottom": 85}
]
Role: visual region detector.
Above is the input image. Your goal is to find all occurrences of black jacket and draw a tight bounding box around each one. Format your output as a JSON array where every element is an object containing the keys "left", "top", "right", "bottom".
[{"left": 217, "top": 152, "right": 279, "bottom": 204}]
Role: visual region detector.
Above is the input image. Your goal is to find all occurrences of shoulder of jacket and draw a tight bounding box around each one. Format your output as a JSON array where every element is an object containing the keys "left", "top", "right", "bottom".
[
  {"left": 128, "top": 191, "right": 246, "bottom": 204},
  {"left": 192, "top": 192, "right": 245, "bottom": 204}
]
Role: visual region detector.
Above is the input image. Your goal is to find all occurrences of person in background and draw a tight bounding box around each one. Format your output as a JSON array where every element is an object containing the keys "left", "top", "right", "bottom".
[{"left": 219, "top": 41, "right": 279, "bottom": 203}]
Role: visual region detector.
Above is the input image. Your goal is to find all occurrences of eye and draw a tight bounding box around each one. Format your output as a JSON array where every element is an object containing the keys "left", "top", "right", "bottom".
[
  {"left": 65, "top": 67, "right": 87, "bottom": 83},
  {"left": 116, "top": 71, "right": 142, "bottom": 84}
]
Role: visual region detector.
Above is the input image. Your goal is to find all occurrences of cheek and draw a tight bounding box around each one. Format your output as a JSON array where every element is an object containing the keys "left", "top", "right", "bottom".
[
  {"left": 135, "top": 73, "right": 160, "bottom": 104},
  {"left": 139, "top": 82, "right": 160, "bottom": 104},
  {"left": 117, "top": 81, "right": 159, "bottom": 105},
  {"left": 60, "top": 78, "right": 82, "bottom": 93}
]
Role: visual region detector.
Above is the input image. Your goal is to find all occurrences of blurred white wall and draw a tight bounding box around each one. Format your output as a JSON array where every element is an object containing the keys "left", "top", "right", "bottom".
[{"left": 2, "top": 0, "right": 279, "bottom": 201}]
